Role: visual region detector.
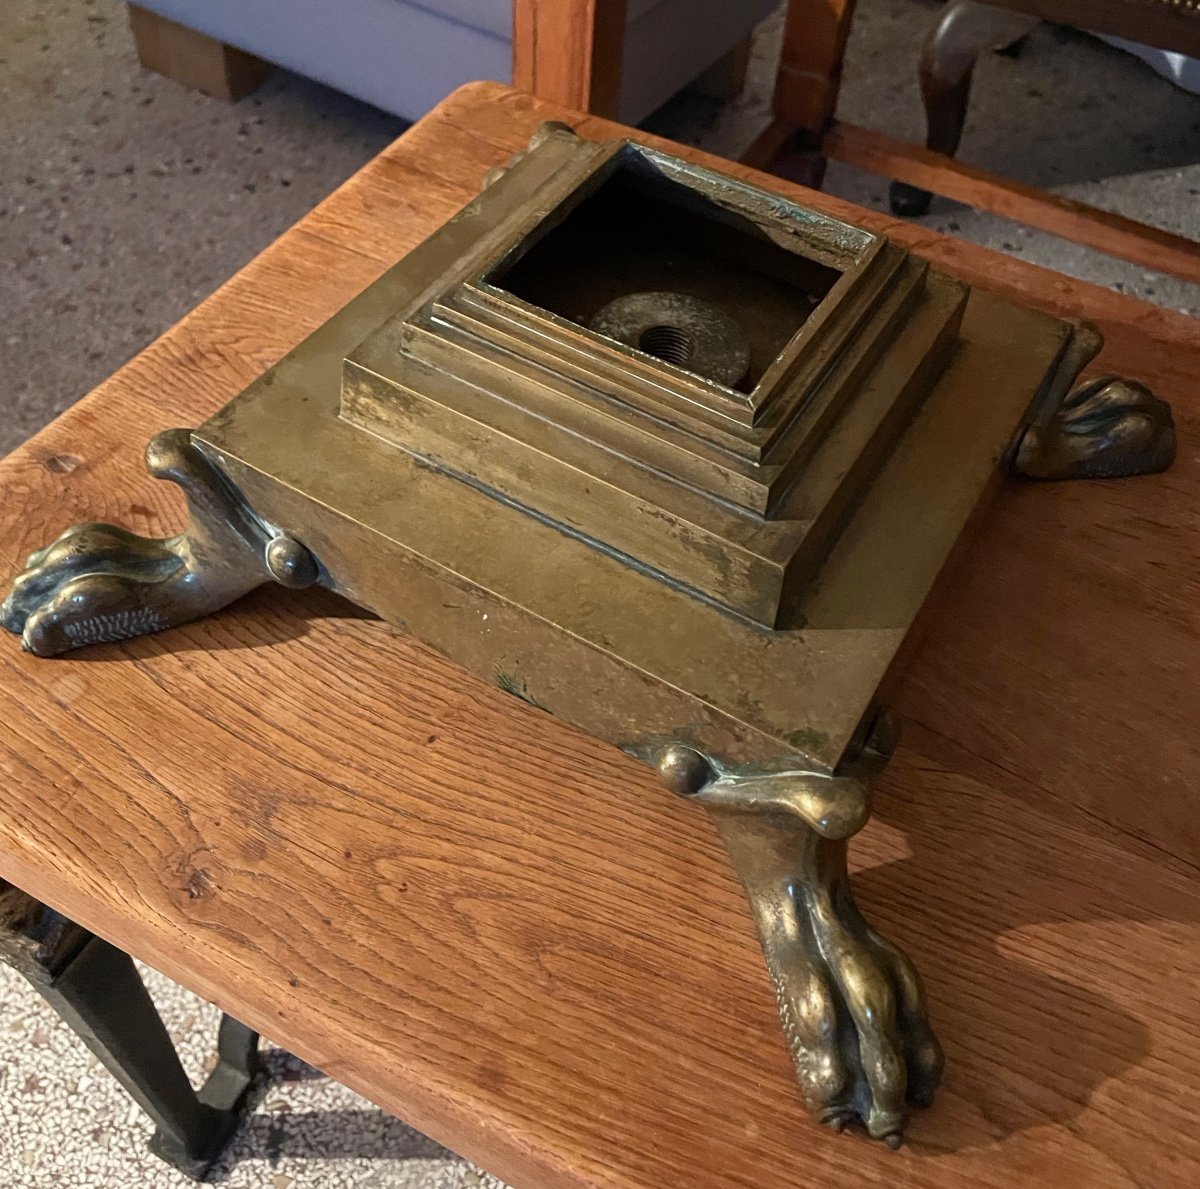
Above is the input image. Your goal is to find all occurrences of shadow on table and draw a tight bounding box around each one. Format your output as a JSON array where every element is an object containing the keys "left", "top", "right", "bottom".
[
  {"left": 854, "top": 744, "right": 1195, "bottom": 1154},
  {"left": 57, "top": 583, "right": 383, "bottom": 662}
]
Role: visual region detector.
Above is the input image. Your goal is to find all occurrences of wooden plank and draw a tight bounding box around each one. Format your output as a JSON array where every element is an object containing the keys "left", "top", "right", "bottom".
[
  {"left": 512, "top": 0, "right": 627, "bottom": 118},
  {"left": 824, "top": 120, "right": 1200, "bottom": 285},
  {"left": 2, "top": 81, "right": 1200, "bottom": 1189}
]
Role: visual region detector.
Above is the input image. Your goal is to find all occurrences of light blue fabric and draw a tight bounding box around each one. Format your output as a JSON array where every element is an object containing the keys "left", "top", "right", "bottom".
[
  {"left": 137, "top": 0, "right": 776, "bottom": 123},
  {"left": 143, "top": 0, "right": 509, "bottom": 119},
  {"left": 1098, "top": 33, "right": 1200, "bottom": 95},
  {"left": 401, "top": 0, "right": 668, "bottom": 41}
]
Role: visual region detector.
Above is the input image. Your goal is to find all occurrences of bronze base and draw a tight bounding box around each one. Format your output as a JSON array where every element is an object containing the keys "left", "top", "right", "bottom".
[{"left": 3, "top": 125, "right": 1176, "bottom": 1144}]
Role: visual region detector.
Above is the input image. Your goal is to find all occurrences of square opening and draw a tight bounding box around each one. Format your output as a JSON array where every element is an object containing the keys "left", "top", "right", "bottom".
[{"left": 487, "top": 147, "right": 848, "bottom": 394}]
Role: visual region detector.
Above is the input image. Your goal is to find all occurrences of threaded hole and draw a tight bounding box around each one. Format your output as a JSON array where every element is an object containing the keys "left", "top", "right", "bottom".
[{"left": 638, "top": 324, "right": 694, "bottom": 367}]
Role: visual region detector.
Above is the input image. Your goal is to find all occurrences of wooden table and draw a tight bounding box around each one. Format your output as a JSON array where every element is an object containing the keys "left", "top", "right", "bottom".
[{"left": 2, "top": 83, "right": 1198, "bottom": 1188}]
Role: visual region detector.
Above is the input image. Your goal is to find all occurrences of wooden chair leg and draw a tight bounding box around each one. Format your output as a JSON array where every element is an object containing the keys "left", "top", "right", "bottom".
[
  {"left": 743, "top": 0, "right": 858, "bottom": 184},
  {"left": 512, "top": 0, "right": 627, "bottom": 119},
  {"left": 890, "top": 2, "right": 1040, "bottom": 216},
  {"left": 126, "top": 5, "right": 272, "bottom": 102},
  {"left": 690, "top": 37, "right": 753, "bottom": 103}
]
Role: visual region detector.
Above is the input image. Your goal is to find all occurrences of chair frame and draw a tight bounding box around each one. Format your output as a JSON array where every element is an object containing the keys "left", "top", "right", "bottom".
[{"left": 741, "top": 0, "right": 1200, "bottom": 285}]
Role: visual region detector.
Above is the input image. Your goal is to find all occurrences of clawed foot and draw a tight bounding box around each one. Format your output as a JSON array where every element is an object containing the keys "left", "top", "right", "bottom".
[
  {"left": 808, "top": 853, "right": 944, "bottom": 1144},
  {"left": 3, "top": 429, "right": 317, "bottom": 657},
  {"left": 1016, "top": 375, "right": 1176, "bottom": 480},
  {"left": 2, "top": 523, "right": 186, "bottom": 655},
  {"left": 658, "top": 743, "right": 942, "bottom": 1144}
]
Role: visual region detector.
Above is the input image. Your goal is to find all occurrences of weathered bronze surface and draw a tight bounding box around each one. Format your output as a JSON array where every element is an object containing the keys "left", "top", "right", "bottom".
[
  {"left": 1, "top": 429, "right": 317, "bottom": 657},
  {"left": 1016, "top": 376, "right": 1177, "bottom": 479},
  {"left": 657, "top": 708, "right": 942, "bottom": 1145},
  {"left": 3, "top": 124, "right": 1176, "bottom": 1144}
]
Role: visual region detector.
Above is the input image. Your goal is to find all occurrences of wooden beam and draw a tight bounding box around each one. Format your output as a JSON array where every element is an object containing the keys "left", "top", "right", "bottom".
[
  {"left": 824, "top": 121, "right": 1200, "bottom": 286},
  {"left": 512, "top": 0, "right": 627, "bottom": 119}
]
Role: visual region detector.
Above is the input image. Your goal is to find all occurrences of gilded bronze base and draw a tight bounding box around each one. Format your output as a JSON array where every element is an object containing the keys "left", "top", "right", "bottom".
[{"left": 3, "top": 124, "right": 1176, "bottom": 1144}]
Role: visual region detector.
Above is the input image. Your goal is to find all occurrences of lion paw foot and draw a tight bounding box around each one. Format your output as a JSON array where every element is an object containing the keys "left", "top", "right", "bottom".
[
  {"left": 2, "top": 524, "right": 187, "bottom": 656},
  {"left": 1017, "top": 375, "right": 1175, "bottom": 480},
  {"left": 777, "top": 886, "right": 943, "bottom": 1145},
  {"left": 5, "top": 429, "right": 322, "bottom": 657},
  {"left": 658, "top": 748, "right": 943, "bottom": 1144}
]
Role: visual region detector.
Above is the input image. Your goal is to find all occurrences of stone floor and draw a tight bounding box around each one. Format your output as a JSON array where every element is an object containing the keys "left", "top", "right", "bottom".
[{"left": 1, "top": 1, "right": 1198, "bottom": 1186}]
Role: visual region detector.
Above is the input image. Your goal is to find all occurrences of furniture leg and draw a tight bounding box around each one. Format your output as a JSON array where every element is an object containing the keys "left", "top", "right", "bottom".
[
  {"left": 512, "top": 1, "right": 628, "bottom": 118},
  {"left": 743, "top": 0, "right": 858, "bottom": 181},
  {"left": 0, "top": 883, "right": 260, "bottom": 1180},
  {"left": 126, "top": 5, "right": 272, "bottom": 102},
  {"left": 890, "top": 2, "right": 1040, "bottom": 216},
  {"left": 1013, "top": 325, "right": 1176, "bottom": 480}
]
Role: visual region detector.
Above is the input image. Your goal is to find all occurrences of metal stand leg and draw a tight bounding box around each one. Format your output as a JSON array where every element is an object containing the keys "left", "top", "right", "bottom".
[
  {"left": 890, "top": 2, "right": 1040, "bottom": 216},
  {"left": 0, "top": 883, "right": 260, "bottom": 1180}
]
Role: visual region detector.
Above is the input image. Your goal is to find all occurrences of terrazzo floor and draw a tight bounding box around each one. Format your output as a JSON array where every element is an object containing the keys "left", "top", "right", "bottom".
[{"left": 2, "top": 1, "right": 1198, "bottom": 1186}]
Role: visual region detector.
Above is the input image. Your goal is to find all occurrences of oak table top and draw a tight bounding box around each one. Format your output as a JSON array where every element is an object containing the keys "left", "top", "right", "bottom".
[{"left": 1, "top": 83, "right": 1198, "bottom": 1189}]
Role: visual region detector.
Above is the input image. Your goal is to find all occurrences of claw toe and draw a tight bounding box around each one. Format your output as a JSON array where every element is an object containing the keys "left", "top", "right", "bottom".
[
  {"left": 1, "top": 594, "right": 25, "bottom": 635},
  {"left": 21, "top": 573, "right": 168, "bottom": 656},
  {"left": 867, "top": 1102, "right": 907, "bottom": 1145},
  {"left": 821, "top": 1107, "right": 853, "bottom": 1133}
]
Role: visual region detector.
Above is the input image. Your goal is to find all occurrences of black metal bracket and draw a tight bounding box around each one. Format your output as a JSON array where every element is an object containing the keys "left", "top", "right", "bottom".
[{"left": 0, "top": 882, "right": 260, "bottom": 1181}]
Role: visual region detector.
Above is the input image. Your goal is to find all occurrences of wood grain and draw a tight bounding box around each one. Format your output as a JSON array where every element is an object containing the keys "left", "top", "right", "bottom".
[
  {"left": 512, "top": 0, "right": 627, "bottom": 118},
  {"left": 825, "top": 120, "right": 1200, "bottom": 286},
  {"left": 1, "top": 82, "right": 1199, "bottom": 1189},
  {"left": 771, "top": 0, "right": 858, "bottom": 134}
]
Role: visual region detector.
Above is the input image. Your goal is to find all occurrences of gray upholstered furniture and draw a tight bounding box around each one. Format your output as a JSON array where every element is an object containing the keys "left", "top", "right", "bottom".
[{"left": 129, "top": 0, "right": 776, "bottom": 123}]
